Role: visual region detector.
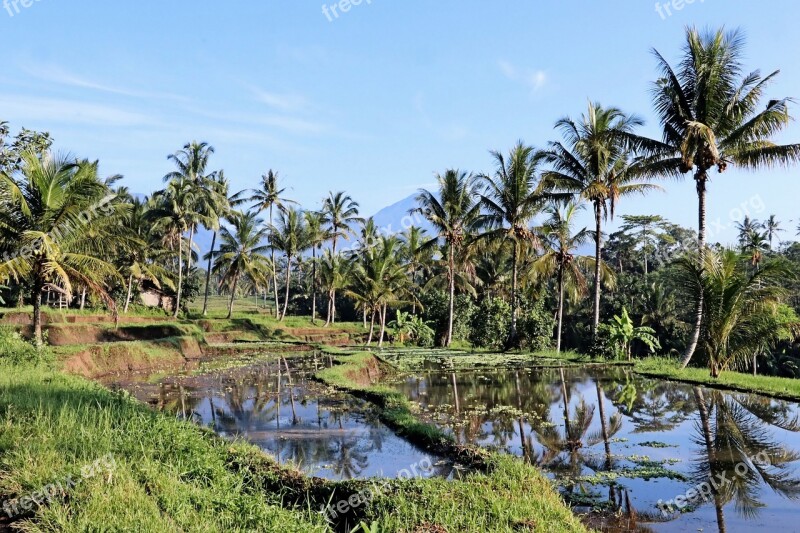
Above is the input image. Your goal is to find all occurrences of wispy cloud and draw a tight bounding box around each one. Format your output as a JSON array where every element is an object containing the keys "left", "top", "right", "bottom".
[
  {"left": 0, "top": 94, "right": 153, "bottom": 127},
  {"left": 498, "top": 60, "right": 548, "bottom": 93},
  {"left": 246, "top": 84, "right": 309, "bottom": 112},
  {"left": 19, "top": 62, "right": 187, "bottom": 102}
]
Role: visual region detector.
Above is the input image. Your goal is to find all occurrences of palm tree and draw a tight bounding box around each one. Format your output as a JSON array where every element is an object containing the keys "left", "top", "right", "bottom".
[
  {"left": 120, "top": 196, "right": 174, "bottom": 314},
  {"left": 674, "top": 248, "right": 792, "bottom": 377},
  {"left": 744, "top": 229, "right": 770, "bottom": 271},
  {"left": 211, "top": 211, "right": 271, "bottom": 319},
  {"left": 0, "top": 152, "right": 121, "bottom": 344},
  {"left": 532, "top": 203, "right": 599, "bottom": 353},
  {"left": 245, "top": 170, "right": 296, "bottom": 318},
  {"left": 400, "top": 226, "right": 435, "bottom": 313},
  {"left": 765, "top": 215, "right": 783, "bottom": 251},
  {"left": 304, "top": 211, "right": 330, "bottom": 323},
  {"left": 270, "top": 208, "right": 311, "bottom": 321},
  {"left": 646, "top": 27, "right": 800, "bottom": 367},
  {"left": 202, "top": 171, "right": 234, "bottom": 316},
  {"left": 321, "top": 191, "right": 362, "bottom": 323},
  {"left": 319, "top": 250, "right": 351, "bottom": 327},
  {"left": 541, "top": 102, "right": 660, "bottom": 340},
  {"left": 478, "top": 141, "right": 561, "bottom": 348},
  {"left": 412, "top": 170, "right": 481, "bottom": 347},
  {"left": 149, "top": 178, "right": 197, "bottom": 318},
  {"left": 322, "top": 191, "right": 362, "bottom": 254},
  {"left": 163, "top": 141, "right": 217, "bottom": 277},
  {"left": 347, "top": 236, "right": 409, "bottom": 347}
]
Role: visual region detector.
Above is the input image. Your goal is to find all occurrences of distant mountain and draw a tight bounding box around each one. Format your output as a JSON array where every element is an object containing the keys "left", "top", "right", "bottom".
[{"left": 369, "top": 193, "right": 433, "bottom": 236}]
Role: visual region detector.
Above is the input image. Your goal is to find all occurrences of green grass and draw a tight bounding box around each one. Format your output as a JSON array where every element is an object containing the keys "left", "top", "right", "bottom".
[
  {"left": 634, "top": 357, "right": 800, "bottom": 401},
  {"left": 0, "top": 361, "right": 325, "bottom": 532},
  {"left": 314, "top": 348, "right": 588, "bottom": 532}
]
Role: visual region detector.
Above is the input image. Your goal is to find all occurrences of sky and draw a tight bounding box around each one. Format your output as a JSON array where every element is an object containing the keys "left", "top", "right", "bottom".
[{"left": 1, "top": 0, "right": 799, "bottom": 245}]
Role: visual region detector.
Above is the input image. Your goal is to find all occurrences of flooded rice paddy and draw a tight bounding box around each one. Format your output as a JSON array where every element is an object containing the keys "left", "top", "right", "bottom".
[
  {"left": 105, "top": 353, "right": 453, "bottom": 481},
  {"left": 390, "top": 366, "right": 800, "bottom": 532}
]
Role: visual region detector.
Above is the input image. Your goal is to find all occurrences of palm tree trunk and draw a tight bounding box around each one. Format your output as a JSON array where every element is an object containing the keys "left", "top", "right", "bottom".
[
  {"left": 682, "top": 173, "right": 708, "bottom": 368},
  {"left": 32, "top": 276, "right": 44, "bottom": 347},
  {"left": 174, "top": 238, "right": 184, "bottom": 319},
  {"left": 378, "top": 304, "right": 387, "bottom": 348},
  {"left": 270, "top": 205, "right": 280, "bottom": 318},
  {"left": 592, "top": 202, "right": 603, "bottom": 340},
  {"left": 311, "top": 246, "right": 317, "bottom": 323},
  {"left": 281, "top": 256, "right": 292, "bottom": 321},
  {"left": 202, "top": 230, "right": 217, "bottom": 316},
  {"left": 80, "top": 287, "right": 86, "bottom": 311},
  {"left": 556, "top": 267, "right": 565, "bottom": 354},
  {"left": 324, "top": 292, "right": 332, "bottom": 327},
  {"left": 507, "top": 240, "right": 519, "bottom": 349},
  {"left": 367, "top": 310, "right": 375, "bottom": 346},
  {"left": 186, "top": 225, "right": 195, "bottom": 276},
  {"left": 446, "top": 245, "right": 455, "bottom": 347},
  {"left": 226, "top": 274, "right": 239, "bottom": 319},
  {"left": 331, "top": 235, "right": 338, "bottom": 324},
  {"left": 124, "top": 274, "right": 134, "bottom": 314}
]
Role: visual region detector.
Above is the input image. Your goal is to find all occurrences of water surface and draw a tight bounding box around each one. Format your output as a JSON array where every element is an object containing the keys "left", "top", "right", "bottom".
[
  {"left": 107, "top": 354, "right": 452, "bottom": 481},
  {"left": 390, "top": 366, "right": 800, "bottom": 532}
]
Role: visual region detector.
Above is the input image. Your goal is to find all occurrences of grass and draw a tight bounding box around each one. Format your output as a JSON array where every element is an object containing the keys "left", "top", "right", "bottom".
[
  {"left": 314, "top": 347, "right": 589, "bottom": 532},
  {"left": 0, "top": 361, "right": 326, "bottom": 532},
  {"left": 633, "top": 356, "right": 800, "bottom": 401}
]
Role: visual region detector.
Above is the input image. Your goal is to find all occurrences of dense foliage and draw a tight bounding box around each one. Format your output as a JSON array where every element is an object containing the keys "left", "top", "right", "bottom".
[{"left": 0, "top": 28, "right": 799, "bottom": 378}]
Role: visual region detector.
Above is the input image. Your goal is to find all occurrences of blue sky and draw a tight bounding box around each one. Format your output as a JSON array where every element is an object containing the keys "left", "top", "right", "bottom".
[{"left": 1, "top": 0, "right": 799, "bottom": 244}]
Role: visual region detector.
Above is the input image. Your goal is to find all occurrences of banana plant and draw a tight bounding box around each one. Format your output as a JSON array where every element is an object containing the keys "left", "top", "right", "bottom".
[{"left": 600, "top": 307, "right": 660, "bottom": 361}]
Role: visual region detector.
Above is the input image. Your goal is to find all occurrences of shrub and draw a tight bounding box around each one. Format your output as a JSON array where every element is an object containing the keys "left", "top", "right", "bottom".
[
  {"left": 469, "top": 298, "right": 510, "bottom": 350},
  {"left": 518, "top": 297, "right": 555, "bottom": 351},
  {"left": 0, "top": 326, "right": 50, "bottom": 364},
  {"left": 419, "top": 289, "right": 476, "bottom": 346}
]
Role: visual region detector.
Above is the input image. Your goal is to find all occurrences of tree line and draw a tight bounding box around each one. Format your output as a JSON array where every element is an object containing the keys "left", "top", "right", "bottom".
[{"left": 1, "top": 27, "right": 800, "bottom": 378}]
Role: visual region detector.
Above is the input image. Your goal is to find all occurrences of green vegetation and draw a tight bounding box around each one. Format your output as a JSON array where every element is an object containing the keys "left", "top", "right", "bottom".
[{"left": 315, "top": 348, "right": 588, "bottom": 532}]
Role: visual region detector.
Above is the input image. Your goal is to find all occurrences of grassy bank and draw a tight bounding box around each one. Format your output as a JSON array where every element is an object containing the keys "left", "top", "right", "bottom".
[
  {"left": 315, "top": 348, "right": 588, "bottom": 532},
  {"left": 633, "top": 357, "right": 800, "bottom": 401},
  {"left": 0, "top": 361, "right": 326, "bottom": 532}
]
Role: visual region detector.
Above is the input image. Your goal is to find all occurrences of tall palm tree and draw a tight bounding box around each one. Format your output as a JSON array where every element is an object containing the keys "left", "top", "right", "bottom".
[
  {"left": 347, "top": 236, "right": 409, "bottom": 347},
  {"left": 319, "top": 249, "right": 351, "bottom": 327},
  {"left": 412, "top": 170, "right": 481, "bottom": 347},
  {"left": 478, "top": 141, "right": 561, "bottom": 348},
  {"left": 245, "top": 170, "right": 296, "bottom": 318},
  {"left": 202, "top": 171, "right": 234, "bottom": 316},
  {"left": 163, "top": 141, "right": 217, "bottom": 277},
  {"left": 0, "top": 152, "right": 121, "bottom": 344},
  {"left": 321, "top": 191, "right": 362, "bottom": 323},
  {"left": 400, "top": 226, "right": 435, "bottom": 313},
  {"left": 646, "top": 27, "right": 800, "bottom": 367},
  {"left": 532, "top": 203, "right": 601, "bottom": 353},
  {"left": 765, "top": 215, "right": 783, "bottom": 251},
  {"left": 149, "top": 178, "right": 197, "bottom": 318},
  {"left": 541, "top": 102, "right": 660, "bottom": 340},
  {"left": 211, "top": 211, "right": 271, "bottom": 319},
  {"left": 270, "top": 207, "right": 311, "bottom": 321},
  {"left": 304, "top": 211, "right": 330, "bottom": 323}
]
